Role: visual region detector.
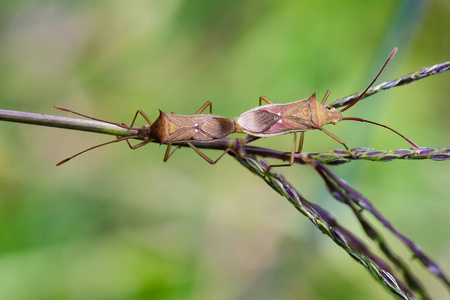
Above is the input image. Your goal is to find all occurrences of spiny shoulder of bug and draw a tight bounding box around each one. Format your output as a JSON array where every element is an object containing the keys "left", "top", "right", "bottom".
[
  {"left": 135, "top": 109, "right": 191, "bottom": 142},
  {"left": 135, "top": 109, "right": 168, "bottom": 142},
  {"left": 309, "top": 93, "right": 343, "bottom": 128}
]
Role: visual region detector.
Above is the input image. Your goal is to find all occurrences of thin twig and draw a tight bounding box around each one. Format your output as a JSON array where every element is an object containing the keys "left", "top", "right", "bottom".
[
  {"left": 326, "top": 61, "right": 450, "bottom": 109},
  {"left": 232, "top": 154, "right": 418, "bottom": 300},
  {"left": 312, "top": 160, "right": 449, "bottom": 288},
  {"left": 239, "top": 148, "right": 449, "bottom": 289},
  {"left": 243, "top": 146, "right": 450, "bottom": 164}
]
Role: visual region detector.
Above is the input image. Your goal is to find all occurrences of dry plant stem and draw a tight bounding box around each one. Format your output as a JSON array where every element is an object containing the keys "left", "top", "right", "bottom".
[
  {"left": 242, "top": 146, "right": 450, "bottom": 163},
  {"left": 243, "top": 146, "right": 449, "bottom": 289},
  {"left": 313, "top": 162, "right": 430, "bottom": 299},
  {"left": 312, "top": 160, "right": 450, "bottom": 288},
  {"left": 232, "top": 154, "right": 418, "bottom": 300},
  {"left": 0, "top": 109, "right": 137, "bottom": 137}
]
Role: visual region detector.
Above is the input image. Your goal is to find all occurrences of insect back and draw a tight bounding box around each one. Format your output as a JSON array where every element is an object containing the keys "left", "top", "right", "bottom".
[
  {"left": 151, "top": 110, "right": 235, "bottom": 144},
  {"left": 148, "top": 101, "right": 236, "bottom": 164}
]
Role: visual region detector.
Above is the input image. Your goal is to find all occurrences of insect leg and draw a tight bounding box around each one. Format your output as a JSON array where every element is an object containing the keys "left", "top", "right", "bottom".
[
  {"left": 163, "top": 142, "right": 229, "bottom": 164},
  {"left": 297, "top": 132, "right": 305, "bottom": 153},
  {"left": 126, "top": 139, "right": 153, "bottom": 150},
  {"left": 187, "top": 142, "right": 231, "bottom": 164},
  {"left": 129, "top": 110, "right": 152, "bottom": 127},
  {"left": 321, "top": 90, "right": 331, "bottom": 105},
  {"left": 195, "top": 101, "right": 212, "bottom": 114},
  {"left": 320, "top": 128, "right": 355, "bottom": 157},
  {"left": 259, "top": 96, "right": 274, "bottom": 105},
  {"left": 263, "top": 133, "right": 298, "bottom": 177},
  {"left": 163, "top": 144, "right": 181, "bottom": 162},
  {"left": 119, "top": 110, "right": 153, "bottom": 149}
]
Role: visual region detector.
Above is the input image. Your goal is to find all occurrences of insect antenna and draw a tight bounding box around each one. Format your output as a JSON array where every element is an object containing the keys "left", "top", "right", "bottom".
[
  {"left": 56, "top": 135, "right": 141, "bottom": 166},
  {"left": 53, "top": 106, "right": 136, "bottom": 129},
  {"left": 338, "top": 48, "right": 419, "bottom": 149},
  {"left": 54, "top": 106, "right": 148, "bottom": 165},
  {"left": 341, "top": 117, "right": 419, "bottom": 148},
  {"left": 340, "top": 48, "right": 397, "bottom": 112}
]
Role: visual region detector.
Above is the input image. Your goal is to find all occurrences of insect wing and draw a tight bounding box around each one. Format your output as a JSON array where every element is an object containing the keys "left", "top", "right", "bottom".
[
  {"left": 165, "top": 114, "right": 233, "bottom": 142},
  {"left": 199, "top": 117, "right": 235, "bottom": 139},
  {"left": 236, "top": 109, "right": 280, "bottom": 134},
  {"left": 261, "top": 116, "right": 311, "bottom": 135},
  {"left": 236, "top": 99, "right": 313, "bottom": 136},
  {"left": 259, "top": 99, "right": 309, "bottom": 117}
]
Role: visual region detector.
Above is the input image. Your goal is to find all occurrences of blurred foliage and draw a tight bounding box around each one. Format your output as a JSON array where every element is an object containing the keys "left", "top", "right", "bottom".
[{"left": 0, "top": 0, "right": 449, "bottom": 299}]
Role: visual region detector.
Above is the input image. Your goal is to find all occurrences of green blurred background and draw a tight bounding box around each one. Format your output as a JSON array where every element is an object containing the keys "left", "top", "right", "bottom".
[{"left": 0, "top": 1, "right": 449, "bottom": 299}]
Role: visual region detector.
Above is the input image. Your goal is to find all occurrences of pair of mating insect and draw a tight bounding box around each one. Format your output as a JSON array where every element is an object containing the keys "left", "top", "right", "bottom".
[{"left": 56, "top": 48, "right": 419, "bottom": 168}]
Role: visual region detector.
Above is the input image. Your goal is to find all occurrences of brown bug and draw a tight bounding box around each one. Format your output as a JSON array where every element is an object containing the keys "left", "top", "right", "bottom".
[
  {"left": 54, "top": 101, "right": 235, "bottom": 166},
  {"left": 235, "top": 48, "right": 419, "bottom": 171}
]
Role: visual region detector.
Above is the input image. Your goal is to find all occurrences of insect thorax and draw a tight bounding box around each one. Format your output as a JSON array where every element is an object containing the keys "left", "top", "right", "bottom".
[
  {"left": 321, "top": 107, "right": 342, "bottom": 127},
  {"left": 149, "top": 111, "right": 170, "bottom": 143}
]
